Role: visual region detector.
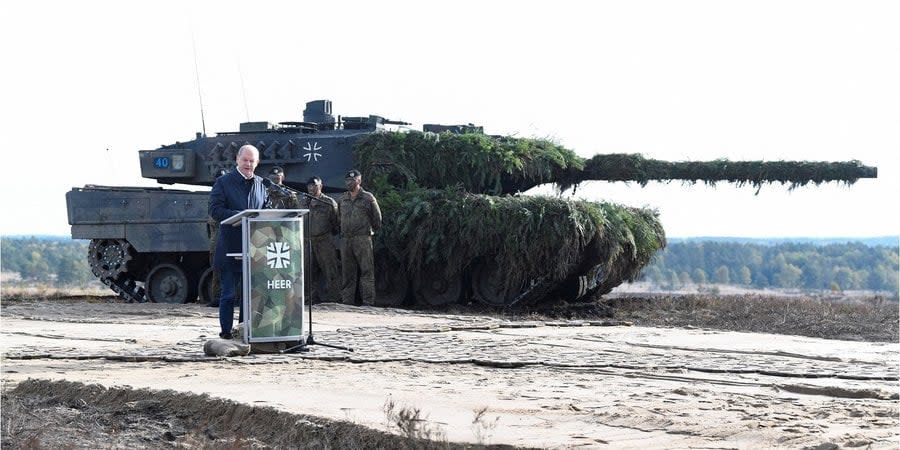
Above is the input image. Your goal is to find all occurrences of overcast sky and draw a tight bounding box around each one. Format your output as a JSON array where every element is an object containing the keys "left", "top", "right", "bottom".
[{"left": 1, "top": 0, "right": 897, "bottom": 239}]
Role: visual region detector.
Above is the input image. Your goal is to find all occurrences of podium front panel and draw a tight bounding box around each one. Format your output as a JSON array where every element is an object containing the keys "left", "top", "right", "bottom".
[{"left": 242, "top": 217, "right": 306, "bottom": 343}]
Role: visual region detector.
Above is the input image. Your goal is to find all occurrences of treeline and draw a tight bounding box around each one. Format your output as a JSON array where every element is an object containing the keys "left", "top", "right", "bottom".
[
  {"left": 642, "top": 241, "right": 899, "bottom": 295},
  {"left": 3, "top": 237, "right": 899, "bottom": 295},
  {"left": 1, "top": 237, "right": 93, "bottom": 285}
]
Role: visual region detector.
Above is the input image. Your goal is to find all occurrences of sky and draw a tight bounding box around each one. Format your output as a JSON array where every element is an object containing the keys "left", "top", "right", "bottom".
[{"left": 1, "top": 0, "right": 897, "bottom": 239}]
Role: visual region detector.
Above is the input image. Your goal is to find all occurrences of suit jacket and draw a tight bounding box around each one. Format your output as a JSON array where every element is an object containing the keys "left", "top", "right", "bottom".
[{"left": 209, "top": 169, "right": 269, "bottom": 272}]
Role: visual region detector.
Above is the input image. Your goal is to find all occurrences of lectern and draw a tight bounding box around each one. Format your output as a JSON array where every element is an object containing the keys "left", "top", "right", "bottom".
[{"left": 222, "top": 208, "right": 308, "bottom": 344}]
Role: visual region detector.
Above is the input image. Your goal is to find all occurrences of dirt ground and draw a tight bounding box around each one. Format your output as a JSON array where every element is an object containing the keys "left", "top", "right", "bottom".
[{"left": 1, "top": 296, "right": 898, "bottom": 449}]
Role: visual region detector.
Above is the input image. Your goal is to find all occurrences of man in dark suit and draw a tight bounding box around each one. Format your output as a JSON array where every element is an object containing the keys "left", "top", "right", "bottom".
[{"left": 208, "top": 144, "right": 269, "bottom": 339}]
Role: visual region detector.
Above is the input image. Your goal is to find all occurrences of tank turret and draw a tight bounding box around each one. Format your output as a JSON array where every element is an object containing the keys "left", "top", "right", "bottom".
[{"left": 67, "top": 100, "right": 878, "bottom": 307}]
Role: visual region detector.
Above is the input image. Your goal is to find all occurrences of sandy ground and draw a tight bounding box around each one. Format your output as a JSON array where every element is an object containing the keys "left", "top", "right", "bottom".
[{"left": 1, "top": 299, "right": 898, "bottom": 449}]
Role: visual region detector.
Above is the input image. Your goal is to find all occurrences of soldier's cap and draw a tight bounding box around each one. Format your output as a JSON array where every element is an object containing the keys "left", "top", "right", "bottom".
[
  {"left": 345, "top": 169, "right": 362, "bottom": 179},
  {"left": 269, "top": 166, "right": 284, "bottom": 176},
  {"left": 306, "top": 176, "right": 322, "bottom": 185}
]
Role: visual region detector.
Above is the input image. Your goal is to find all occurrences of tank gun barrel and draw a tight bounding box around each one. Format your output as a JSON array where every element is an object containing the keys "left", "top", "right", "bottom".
[
  {"left": 355, "top": 131, "right": 878, "bottom": 195},
  {"left": 560, "top": 154, "right": 878, "bottom": 191}
]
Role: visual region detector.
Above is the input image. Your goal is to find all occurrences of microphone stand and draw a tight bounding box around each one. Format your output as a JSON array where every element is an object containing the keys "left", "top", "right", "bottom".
[{"left": 276, "top": 184, "right": 353, "bottom": 354}]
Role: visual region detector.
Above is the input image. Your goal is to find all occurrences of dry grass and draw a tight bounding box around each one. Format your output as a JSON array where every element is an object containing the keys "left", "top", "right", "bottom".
[
  {"left": 2, "top": 380, "right": 526, "bottom": 450},
  {"left": 382, "top": 397, "right": 448, "bottom": 443},
  {"left": 471, "top": 407, "right": 500, "bottom": 446},
  {"left": 1, "top": 285, "right": 112, "bottom": 302}
]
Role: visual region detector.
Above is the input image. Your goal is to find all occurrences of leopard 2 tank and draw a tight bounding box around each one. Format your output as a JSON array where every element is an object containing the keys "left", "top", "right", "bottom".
[{"left": 66, "top": 100, "right": 878, "bottom": 307}]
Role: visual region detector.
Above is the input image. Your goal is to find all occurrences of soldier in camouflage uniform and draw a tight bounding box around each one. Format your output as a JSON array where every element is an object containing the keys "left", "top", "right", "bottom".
[
  {"left": 338, "top": 169, "right": 382, "bottom": 305},
  {"left": 269, "top": 166, "right": 286, "bottom": 185},
  {"left": 299, "top": 176, "right": 341, "bottom": 304},
  {"left": 267, "top": 166, "right": 300, "bottom": 209}
]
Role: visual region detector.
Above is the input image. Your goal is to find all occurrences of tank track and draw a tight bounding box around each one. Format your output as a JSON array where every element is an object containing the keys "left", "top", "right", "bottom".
[
  {"left": 99, "top": 274, "right": 147, "bottom": 303},
  {"left": 508, "top": 278, "right": 557, "bottom": 308},
  {"left": 88, "top": 239, "right": 147, "bottom": 303}
]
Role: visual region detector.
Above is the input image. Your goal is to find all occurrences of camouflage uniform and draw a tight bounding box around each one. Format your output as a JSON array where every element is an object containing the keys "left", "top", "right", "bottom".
[
  {"left": 207, "top": 218, "right": 221, "bottom": 306},
  {"left": 338, "top": 188, "right": 382, "bottom": 305},
  {"left": 268, "top": 189, "right": 300, "bottom": 209},
  {"left": 299, "top": 193, "right": 341, "bottom": 304}
]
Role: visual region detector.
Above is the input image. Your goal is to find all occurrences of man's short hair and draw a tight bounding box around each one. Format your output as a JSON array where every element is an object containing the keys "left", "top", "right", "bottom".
[
  {"left": 237, "top": 144, "right": 259, "bottom": 159},
  {"left": 307, "top": 176, "right": 322, "bottom": 185},
  {"left": 345, "top": 169, "right": 361, "bottom": 179},
  {"left": 270, "top": 166, "right": 284, "bottom": 176}
]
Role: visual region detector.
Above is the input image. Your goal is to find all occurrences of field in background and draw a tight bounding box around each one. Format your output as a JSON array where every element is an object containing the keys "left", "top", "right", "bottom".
[{"left": 612, "top": 280, "right": 892, "bottom": 301}]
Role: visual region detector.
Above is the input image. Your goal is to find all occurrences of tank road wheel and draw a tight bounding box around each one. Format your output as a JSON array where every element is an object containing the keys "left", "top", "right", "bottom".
[
  {"left": 412, "top": 264, "right": 462, "bottom": 307},
  {"left": 471, "top": 262, "right": 527, "bottom": 307},
  {"left": 198, "top": 267, "right": 217, "bottom": 305},
  {"left": 145, "top": 264, "right": 194, "bottom": 304},
  {"left": 374, "top": 254, "right": 408, "bottom": 307},
  {"left": 88, "top": 239, "right": 134, "bottom": 279}
]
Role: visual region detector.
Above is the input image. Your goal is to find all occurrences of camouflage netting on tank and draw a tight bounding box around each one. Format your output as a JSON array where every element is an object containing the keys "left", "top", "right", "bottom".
[
  {"left": 373, "top": 188, "right": 665, "bottom": 289},
  {"left": 561, "top": 154, "right": 878, "bottom": 192},
  {"left": 355, "top": 131, "right": 583, "bottom": 194},
  {"left": 351, "top": 131, "right": 873, "bottom": 299},
  {"left": 355, "top": 132, "right": 876, "bottom": 195},
  {"left": 355, "top": 132, "right": 667, "bottom": 293}
]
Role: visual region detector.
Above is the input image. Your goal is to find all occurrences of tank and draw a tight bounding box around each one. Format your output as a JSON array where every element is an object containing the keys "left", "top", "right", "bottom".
[{"left": 66, "top": 100, "right": 878, "bottom": 307}]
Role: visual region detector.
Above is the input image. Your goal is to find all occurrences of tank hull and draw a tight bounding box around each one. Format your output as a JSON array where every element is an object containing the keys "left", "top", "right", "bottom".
[
  {"left": 67, "top": 186, "right": 211, "bottom": 304},
  {"left": 67, "top": 185, "right": 665, "bottom": 307}
]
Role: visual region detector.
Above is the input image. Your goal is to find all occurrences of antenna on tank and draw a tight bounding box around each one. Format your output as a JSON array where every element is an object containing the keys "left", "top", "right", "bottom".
[
  {"left": 190, "top": 29, "right": 207, "bottom": 137},
  {"left": 237, "top": 56, "right": 250, "bottom": 122}
]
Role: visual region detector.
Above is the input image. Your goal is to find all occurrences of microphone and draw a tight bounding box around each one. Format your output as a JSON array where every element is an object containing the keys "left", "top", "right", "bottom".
[
  {"left": 263, "top": 176, "right": 329, "bottom": 206},
  {"left": 262, "top": 177, "right": 296, "bottom": 196}
]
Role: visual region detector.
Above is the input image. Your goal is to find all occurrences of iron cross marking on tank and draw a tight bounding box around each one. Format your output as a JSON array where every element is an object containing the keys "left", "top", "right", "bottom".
[{"left": 303, "top": 142, "right": 322, "bottom": 162}]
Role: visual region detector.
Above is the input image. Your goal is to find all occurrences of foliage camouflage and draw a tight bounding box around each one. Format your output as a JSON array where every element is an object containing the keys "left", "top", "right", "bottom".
[
  {"left": 567, "top": 154, "right": 878, "bottom": 192},
  {"left": 354, "top": 131, "right": 876, "bottom": 194},
  {"left": 355, "top": 131, "right": 583, "bottom": 195},
  {"left": 349, "top": 130, "right": 875, "bottom": 303},
  {"left": 368, "top": 186, "right": 665, "bottom": 298}
]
